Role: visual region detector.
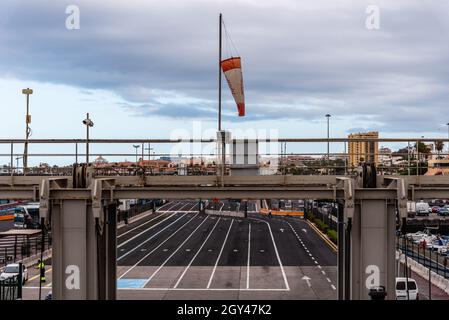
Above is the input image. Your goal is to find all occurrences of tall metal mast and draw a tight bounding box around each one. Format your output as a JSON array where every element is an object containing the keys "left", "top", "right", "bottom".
[{"left": 218, "top": 13, "right": 222, "bottom": 131}]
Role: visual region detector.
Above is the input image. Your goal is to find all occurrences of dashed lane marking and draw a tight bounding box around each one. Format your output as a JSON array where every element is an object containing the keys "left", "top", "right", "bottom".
[
  {"left": 173, "top": 217, "right": 221, "bottom": 289},
  {"left": 118, "top": 213, "right": 200, "bottom": 279},
  {"left": 117, "top": 212, "right": 189, "bottom": 261},
  {"left": 207, "top": 219, "right": 234, "bottom": 289},
  {"left": 142, "top": 216, "right": 210, "bottom": 287}
]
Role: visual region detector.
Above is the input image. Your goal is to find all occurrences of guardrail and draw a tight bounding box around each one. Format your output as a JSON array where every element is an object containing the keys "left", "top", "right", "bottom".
[
  {"left": 398, "top": 235, "right": 449, "bottom": 280},
  {"left": 0, "top": 234, "right": 51, "bottom": 267},
  {"left": 0, "top": 274, "right": 20, "bottom": 300},
  {"left": 0, "top": 137, "right": 447, "bottom": 176}
]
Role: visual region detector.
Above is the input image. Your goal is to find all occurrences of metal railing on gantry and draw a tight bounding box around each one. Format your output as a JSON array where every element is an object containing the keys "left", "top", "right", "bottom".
[{"left": 0, "top": 137, "right": 447, "bottom": 176}]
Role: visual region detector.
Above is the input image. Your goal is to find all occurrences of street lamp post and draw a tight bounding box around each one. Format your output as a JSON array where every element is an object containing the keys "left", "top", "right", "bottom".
[
  {"left": 325, "top": 114, "right": 331, "bottom": 174},
  {"left": 145, "top": 143, "right": 154, "bottom": 161},
  {"left": 15, "top": 156, "right": 23, "bottom": 174},
  {"left": 446, "top": 123, "right": 449, "bottom": 157},
  {"left": 82, "top": 113, "right": 94, "bottom": 164},
  {"left": 133, "top": 145, "right": 140, "bottom": 164},
  {"left": 22, "top": 88, "right": 33, "bottom": 175}
]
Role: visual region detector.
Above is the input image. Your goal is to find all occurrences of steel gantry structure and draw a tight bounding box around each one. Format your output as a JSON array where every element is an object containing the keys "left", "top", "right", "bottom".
[
  {"left": 1, "top": 137, "right": 449, "bottom": 300},
  {"left": 2, "top": 172, "right": 449, "bottom": 299}
]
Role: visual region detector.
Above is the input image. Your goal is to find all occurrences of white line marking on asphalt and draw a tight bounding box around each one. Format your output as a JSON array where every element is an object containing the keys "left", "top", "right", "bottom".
[
  {"left": 321, "top": 270, "right": 326, "bottom": 275},
  {"left": 326, "top": 277, "right": 331, "bottom": 283},
  {"left": 173, "top": 217, "right": 221, "bottom": 289},
  {"left": 247, "top": 222, "right": 251, "bottom": 290},
  {"left": 250, "top": 217, "right": 290, "bottom": 291},
  {"left": 118, "top": 213, "right": 200, "bottom": 278},
  {"left": 23, "top": 286, "right": 288, "bottom": 292},
  {"left": 317, "top": 265, "right": 322, "bottom": 269},
  {"left": 142, "top": 216, "right": 210, "bottom": 287},
  {"left": 117, "top": 288, "right": 290, "bottom": 292},
  {"left": 117, "top": 212, "right": 189, "bottom": 260},
  {"left": 117, "top": 211, "right": 178, "bottom": 249},
  {"left": 207, "top": 219, "right": 234, "bottom": 289},
  {"left": 331, "top": 285, "right": 336, "bottom": 290},
  {"left": 117, "top": 212, "right": 167, "bottom": 239}
]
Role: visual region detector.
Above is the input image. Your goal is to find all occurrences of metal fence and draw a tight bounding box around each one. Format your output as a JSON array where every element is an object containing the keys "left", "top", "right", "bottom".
[
  {"left": 0, "top": 137, "right": 447, "bottom": 176},
  {"left": 398, "top": 235, "right": 449, "bottom": 280},
  {"left": 310, "top": 205, "right": 338, "bottom": 231},
  {"left": 0, "top": 275, "right": 20, "bottom": 300},
  {"left": 0, "top": 234, "right": 51, "bottom": 267}
]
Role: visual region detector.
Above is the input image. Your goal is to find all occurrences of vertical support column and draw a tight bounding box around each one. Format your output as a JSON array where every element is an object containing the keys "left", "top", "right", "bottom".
[
  {"left": 349, "top": 198, "right": 396, "bottom": 299},
  {"left": 97, "top": 203, "right": 117, "bottom": 300},
  {"left": 52, "top": 199, "right": 89, "bottom": 299},
  {"left": 337, "top": 201, "right": 345, "bottom": 300},
  {"left": 51, "top": 198, "right": 117, "bottom": 300}
]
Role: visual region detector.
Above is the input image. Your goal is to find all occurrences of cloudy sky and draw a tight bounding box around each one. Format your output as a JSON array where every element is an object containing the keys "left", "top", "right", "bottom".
[{"left": 0, "top": 0, "right": 448, "bottom": 164}]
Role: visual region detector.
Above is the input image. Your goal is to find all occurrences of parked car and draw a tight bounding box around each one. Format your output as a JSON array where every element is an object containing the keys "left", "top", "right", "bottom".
[
  {"left": 431, "top": 206, "right": 440, "bottom": 214},
  {"left": 438, "top": 206, "right": 449, "bottom": 216},
  {"left": 396, "top": 277, "right": 419, "bottom": 300},
  {"left": 0, "top": 263, "right": 28, "bottom": 285}
]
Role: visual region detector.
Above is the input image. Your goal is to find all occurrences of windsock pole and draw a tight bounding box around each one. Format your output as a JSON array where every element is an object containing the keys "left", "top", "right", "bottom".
[
  {"left": 218, "top": 13, "right": 225, "bottom": 182},
  {"left": 218, "top": 13, "right": 222, "bottom": 131}
]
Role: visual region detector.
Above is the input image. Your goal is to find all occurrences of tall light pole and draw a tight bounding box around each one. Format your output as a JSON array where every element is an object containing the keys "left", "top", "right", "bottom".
[
  {"left": 145, "top": 143, "right": 154, "bottom": 161},
  {"left": 82, "top": 113, "right": 94, "bottom": 164},
  {"left": 446, "top": 123, "right": 449, "bottom": 157},
  {"left": 325, "top": 114, "right": 331, "bottom": 174},
  {"left": 16, "top": 156, "right": 23, "bottom": 174},
  {"left": 133, "top": 145, "right": 140, "bottom": 164},
  {"left": 22, "top": 88, "right": 33, "bottom": 175}
]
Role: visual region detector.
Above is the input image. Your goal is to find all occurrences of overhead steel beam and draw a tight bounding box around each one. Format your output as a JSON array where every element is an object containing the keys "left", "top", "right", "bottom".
[{"left": 0, "top": 137, "right": 448, "bottom": 143}]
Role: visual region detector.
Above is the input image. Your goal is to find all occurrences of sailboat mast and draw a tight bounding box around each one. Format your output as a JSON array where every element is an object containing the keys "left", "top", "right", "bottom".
[{"left": 218, "top": 13, "right": 222, "bottom": 131}]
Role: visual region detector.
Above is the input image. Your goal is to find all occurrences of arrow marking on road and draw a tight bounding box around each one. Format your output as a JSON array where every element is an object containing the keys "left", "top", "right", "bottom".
[{"left": 302, "top": 276, "right": 311, "bottom": 287}]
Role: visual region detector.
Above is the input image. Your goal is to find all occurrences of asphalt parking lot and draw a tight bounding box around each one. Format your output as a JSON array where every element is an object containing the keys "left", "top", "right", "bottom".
[
  {"left": 21, "top": 200, "right": 337, "bottom": 300},
  {"left": 116, "top": 200, "right": 337, "bottom": 300}
]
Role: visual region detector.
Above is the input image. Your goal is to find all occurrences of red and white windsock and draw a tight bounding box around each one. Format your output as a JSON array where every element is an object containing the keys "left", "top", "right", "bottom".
[{"left": 221, "top": 57, "right": 245, "bottom": 116}]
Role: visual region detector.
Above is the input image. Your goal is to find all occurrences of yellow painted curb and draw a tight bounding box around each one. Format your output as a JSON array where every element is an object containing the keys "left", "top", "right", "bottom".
[
  {"left": 260, "top": 208, "right": 304, "bottom": 216},
  {"left": 305, "top": 220, "right": 338, "bottom": 252}
]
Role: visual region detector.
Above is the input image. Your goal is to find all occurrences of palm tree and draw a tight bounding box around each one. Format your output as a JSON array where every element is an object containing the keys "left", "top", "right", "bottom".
[{"left": 435, "top": 140, "right": 444, "bottom": 158}]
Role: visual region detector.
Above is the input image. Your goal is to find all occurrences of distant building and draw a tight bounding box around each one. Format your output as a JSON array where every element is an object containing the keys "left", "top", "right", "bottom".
[
  {"left": 425, "top": 159, "right": 449, "bottom": 175},
  {"left": 378, "top": 146, "right": 392, "bottom": 166},
  {"left": 93, "top": 155, "right": 108, "bottom": 166},
  {"left": 348, "top": 131, "right": 379, "bottom": 167}
]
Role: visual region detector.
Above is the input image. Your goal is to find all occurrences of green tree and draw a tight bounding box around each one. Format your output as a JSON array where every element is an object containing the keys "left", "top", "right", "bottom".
[{"left": 435, "top": 140, "right": 444, "bottom": 159}]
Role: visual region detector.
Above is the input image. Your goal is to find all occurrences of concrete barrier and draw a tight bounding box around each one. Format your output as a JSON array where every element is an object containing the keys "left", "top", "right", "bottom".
[
  {"left": 205, "top": 210, "right": 245, "bottom": 218},
  {"left": 117, "top": 210, "right": 154, "bottom": 229},
  {"left": 399, "top": 251, "right": 449, "bottom": 294},
  {"left": 13, "top": 249, "right": 52, "bottom": 269}
]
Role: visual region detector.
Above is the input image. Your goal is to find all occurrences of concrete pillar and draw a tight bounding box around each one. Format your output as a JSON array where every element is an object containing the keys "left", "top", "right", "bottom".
[
  {"left": 348, "top": 198, "right": 396, "bottom": 300},
  {"left": 51, "top": 199, "right": 116, "bottom": 300}
]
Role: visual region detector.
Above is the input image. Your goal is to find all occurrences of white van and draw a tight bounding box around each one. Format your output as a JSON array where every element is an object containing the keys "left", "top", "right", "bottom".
[
  {"left": 415, "top": 202, "right": 430, "bottom": 216},
  {"left": 396, "top": 277, "right": 419, "bottom": 300}
]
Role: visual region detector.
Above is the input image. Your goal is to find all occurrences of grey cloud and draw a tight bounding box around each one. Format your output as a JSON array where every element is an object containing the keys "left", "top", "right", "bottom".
[{"left": 0, "top": 0, "right": 448, "bottom": 133}]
